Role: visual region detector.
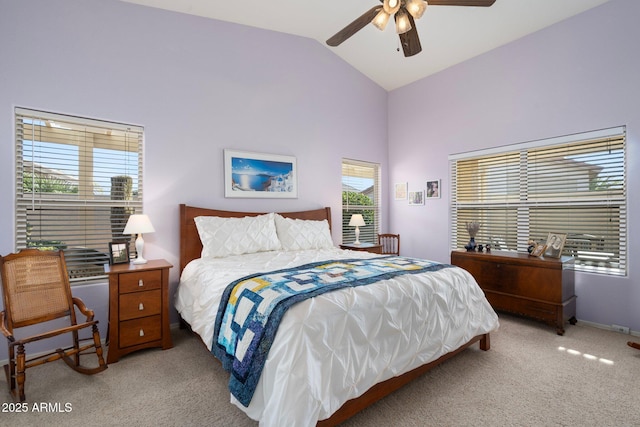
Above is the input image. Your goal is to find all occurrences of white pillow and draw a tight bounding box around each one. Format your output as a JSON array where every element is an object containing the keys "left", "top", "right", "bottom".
[
  {"left": 274, "top": 214, "right": 334, "bottom": 251},
  {"left": 195, "top": 213, "right": 281, "bottom": 258}
]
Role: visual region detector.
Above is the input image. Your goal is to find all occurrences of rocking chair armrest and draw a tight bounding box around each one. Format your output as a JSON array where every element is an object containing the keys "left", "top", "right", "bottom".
[
  {"left": 0, "top": 311, "right": 15, "bottom": 342},
  {"left": 72, "top": 297, "right": 95, "bottom": 321},
  {"left": 8, "top": 320, "right": 99, "bottom": 347}
]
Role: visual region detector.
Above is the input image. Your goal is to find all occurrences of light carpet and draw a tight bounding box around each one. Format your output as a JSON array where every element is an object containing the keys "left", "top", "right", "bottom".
[{"left": 2, "top": 314, "right": 639, "bottom": 426}]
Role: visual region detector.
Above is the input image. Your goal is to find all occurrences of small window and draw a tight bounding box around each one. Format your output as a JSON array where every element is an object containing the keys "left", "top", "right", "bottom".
[
  {"left": 341, "top": 159, "right": 380, "bottom": 244},
  {"left": 15, "top": 108, "right": 144, "bottom": 284}
]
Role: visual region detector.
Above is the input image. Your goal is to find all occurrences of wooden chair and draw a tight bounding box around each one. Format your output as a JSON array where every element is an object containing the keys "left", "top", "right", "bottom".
[
  {"left": 378, "top": 234, "right": 400, "bottom": 255},
  {"left": 0, "top": 249, "right": 107, "bottom": 401}
]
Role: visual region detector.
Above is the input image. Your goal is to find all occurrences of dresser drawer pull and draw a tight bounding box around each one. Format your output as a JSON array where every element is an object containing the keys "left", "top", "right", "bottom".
[
  {"left": 139, "top": 329, "right": 145, "bottom": 337},
  {"left": 138, "top": 279, "right": 144, "bottom": 287},
  {"left": 139, "top": 303, "right": 144, "bottom": 311}
]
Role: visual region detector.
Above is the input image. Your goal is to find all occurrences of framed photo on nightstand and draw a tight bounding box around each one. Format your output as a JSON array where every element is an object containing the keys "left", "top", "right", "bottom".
[{"left": 109, "top": 242, "right": 130, "bottom": 264}]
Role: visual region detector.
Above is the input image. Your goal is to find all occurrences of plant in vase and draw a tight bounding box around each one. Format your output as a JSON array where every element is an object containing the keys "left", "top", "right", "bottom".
[{"left": 465, "top": 221, "right": 480, "bottom": 252}]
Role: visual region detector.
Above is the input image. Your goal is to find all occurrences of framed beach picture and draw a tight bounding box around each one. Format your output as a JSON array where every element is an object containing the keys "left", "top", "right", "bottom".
[
  {"left": 394, "top": 182, "right": 408, "bottom": 200},
  {"left": 426, "top": 179, "right": 441, "bottom": 199},
  {"left": 408, "top": 190, "right": 424, "bottom": 205},
  {"left": 224, "top": 149, "right": 297, "bottom": 198}
]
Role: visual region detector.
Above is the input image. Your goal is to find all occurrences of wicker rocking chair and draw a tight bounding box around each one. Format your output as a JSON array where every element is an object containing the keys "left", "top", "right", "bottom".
[{"left": 0, "top": 249, "right": 107, "bottom": 402}]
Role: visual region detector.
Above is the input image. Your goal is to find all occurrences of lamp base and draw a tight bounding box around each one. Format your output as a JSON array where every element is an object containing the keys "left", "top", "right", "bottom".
[{"left": 132, "top": 257, "right": 148, "bottom": 265}]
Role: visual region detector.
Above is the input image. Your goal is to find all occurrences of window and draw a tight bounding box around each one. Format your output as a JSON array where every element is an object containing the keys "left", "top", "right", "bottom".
[
  {"left": 450, "top": 127, "right": 626, "bottom": 276},
  {"left": 341, "top": 159, "right": 380, "bottom": 244},
  {"left": 15, "top": 108, "right": 144, "bottom": 284}
]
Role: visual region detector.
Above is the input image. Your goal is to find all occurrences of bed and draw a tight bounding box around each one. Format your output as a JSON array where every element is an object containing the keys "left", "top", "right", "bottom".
[{"left": 175, "top": 204, "right": 499, "bottom": 427}]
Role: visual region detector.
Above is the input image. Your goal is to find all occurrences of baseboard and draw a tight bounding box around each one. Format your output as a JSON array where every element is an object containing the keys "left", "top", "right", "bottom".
[{"left": 577, "top": 319, "right": 639, "bottom": 338}]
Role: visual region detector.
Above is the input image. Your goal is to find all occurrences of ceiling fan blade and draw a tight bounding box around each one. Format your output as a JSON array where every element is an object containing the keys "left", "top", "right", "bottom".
[
  {"left": 326, "top": 6, "right": 382, "bottom": 47},
  {"left": 399, "top": 15, "right": 422, "bottom": 57},
  {"left": 427, "top": 0, "right": 496, "bottom": 6}
]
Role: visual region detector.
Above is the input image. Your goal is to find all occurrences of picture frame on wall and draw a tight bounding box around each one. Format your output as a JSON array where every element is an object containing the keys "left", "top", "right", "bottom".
[
  {"left": 544, "top": 232, "right": 567, "bottom": 258},
  {"left": 109, "top": 242, "right": 130, "bottom": 265},
  {"left": 408, "top": 190, "right": 424, "bottom": 205},
  {"left": 426, "top": 179, "right": 441, "bottom": 199},
  {"left": 224, "top": 149, "right": 297, "bottom": 198},
  {"left": 394, "top": 182, "right": 408, "bottom": 200}
]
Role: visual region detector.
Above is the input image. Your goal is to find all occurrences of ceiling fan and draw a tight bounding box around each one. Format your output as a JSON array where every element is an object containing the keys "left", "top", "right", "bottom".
[{"left": 326, "top": 0, "right": 497, "bottom": 57}]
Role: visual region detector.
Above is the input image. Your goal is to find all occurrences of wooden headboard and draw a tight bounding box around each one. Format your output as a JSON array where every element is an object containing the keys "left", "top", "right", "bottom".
[{"left": 179, "top": 204, "right": 332, "bottom": 273}]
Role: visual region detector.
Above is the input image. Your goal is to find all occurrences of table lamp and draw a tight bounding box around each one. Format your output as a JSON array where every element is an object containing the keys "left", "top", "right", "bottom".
[
  {"left": 123, "top": 214, "right": 155, "bottom": 264},
  {"left": 349, "top": 214, "right": 366, "bottom": 245}
]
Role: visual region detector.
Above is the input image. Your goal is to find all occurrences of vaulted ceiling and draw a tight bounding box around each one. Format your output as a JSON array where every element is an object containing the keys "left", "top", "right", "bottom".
[{"left": 120, "top": 0, "right": 612, "bottom": 91}]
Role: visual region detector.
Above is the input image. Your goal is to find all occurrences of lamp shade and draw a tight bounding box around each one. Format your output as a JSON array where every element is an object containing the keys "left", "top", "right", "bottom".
[
  {"left": 383, "top": 0, "right": 401, "bottom": 15},
  {"left": 123, "top": 214, "right": 155, "bottom": 235},
  {"left": 349, "top": 214, "right": 366, "bottom": 227},
  {"left": 123, "top": 214, "right": 155, "bottom": 264},
  {"left": 395, "top": 9, "right": 412, "bottom": 35},
  {"left": 406, "top": 0, "right": 427, "bottom": 19},
  {"left": 371, "top": 9, "right": 391, "bottom": 31}
]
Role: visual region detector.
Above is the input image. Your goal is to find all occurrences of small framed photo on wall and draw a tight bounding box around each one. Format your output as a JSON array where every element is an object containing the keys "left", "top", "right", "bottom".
[
  {"left": 394, "top": 182, "right": 408, "bottom": 200},
  {"left": 408, "top": 190, "right": 424, "bottom": 205},
  {"left": 109, "top": 242, "right": 130, "bottom": 265},
  {"left": 426, "top": 179, "right": 440, "bottom": 199}
]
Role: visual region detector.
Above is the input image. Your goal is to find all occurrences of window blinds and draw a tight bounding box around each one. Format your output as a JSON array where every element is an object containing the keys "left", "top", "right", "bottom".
[
  {"left": 450, "top": 127, "right": 626, "bottom": 276},
  {"left": 341, "top": 159, "right": 381, "bottom": 244},
  {"left": 15, "top": 108, "right": 144, "bottom": 284}
]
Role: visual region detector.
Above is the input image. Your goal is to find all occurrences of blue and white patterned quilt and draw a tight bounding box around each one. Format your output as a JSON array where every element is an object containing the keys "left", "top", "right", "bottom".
[{"left": 210, "top": 256, "right": 452, "bottom": 406}]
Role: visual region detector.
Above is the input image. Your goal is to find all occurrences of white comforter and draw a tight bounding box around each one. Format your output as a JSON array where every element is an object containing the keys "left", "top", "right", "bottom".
[{"left": 175, "top": 248, "right": 499, "bottom": 427}]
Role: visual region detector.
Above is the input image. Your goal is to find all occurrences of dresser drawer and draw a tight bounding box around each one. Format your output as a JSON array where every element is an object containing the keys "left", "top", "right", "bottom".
[
  {"left": 480, "top": 262, "right": 562, "bottom": 302},
  {"left": 119, "top": 289, "right": 162, "bottom": 321},
  {"left": 119, "top": 315, "right": 162, "bottom": 347},
  {"left": 119, "top": 270, "right": 162, "bottom": 293}
]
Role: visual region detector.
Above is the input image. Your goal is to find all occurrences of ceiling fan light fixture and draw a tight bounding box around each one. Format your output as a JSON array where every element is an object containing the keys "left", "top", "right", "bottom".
[
  {"left": 395, "top": 9, "right": 412, "bottom": 35},
  {"left": 406, "top": 0, "right": 427, "bottom": 20},
  {"left": 383, "top": 0, "right": 401, "bottom": 15},
  {"left": 371, "top": 9, "right": 391, "bottom": 31}
]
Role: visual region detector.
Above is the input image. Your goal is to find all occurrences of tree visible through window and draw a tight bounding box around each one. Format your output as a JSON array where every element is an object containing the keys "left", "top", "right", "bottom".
[
  {"left": 341, "top": 159, "right": 380, "bottom": 244},
  {"left": 15, "top": 108, "right": 144, "bottom": 284}
]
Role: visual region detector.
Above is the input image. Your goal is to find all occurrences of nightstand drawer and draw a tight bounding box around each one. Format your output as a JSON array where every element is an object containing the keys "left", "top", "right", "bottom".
[
  {"left": 119, "top": 270, "right": 162, "bottom": 293},
  {"left": 119, "top": 315, "right": 162, "bottom": 347},
  {"left": 119, "top": 290, "right": 162, "bottom": 321}
]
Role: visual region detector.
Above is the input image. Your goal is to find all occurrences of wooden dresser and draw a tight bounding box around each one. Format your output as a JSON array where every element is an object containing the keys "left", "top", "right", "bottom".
[
  {"left": 451, "top": 250, "right": 576, "bottom": 335},
  {"left": 105, "top": 259, "right": 173, "bottom": 363}
]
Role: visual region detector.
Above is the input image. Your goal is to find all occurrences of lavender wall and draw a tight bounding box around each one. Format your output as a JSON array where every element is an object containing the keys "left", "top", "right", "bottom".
[
  {"left": 388, "top": 0, "right": 639, "bottom": 332},
  {"left": 0, "top": 0, "right": 388, "bottom": 360},
  {"left": 1, "top": 0, "right": 637, "bottom": 364}
]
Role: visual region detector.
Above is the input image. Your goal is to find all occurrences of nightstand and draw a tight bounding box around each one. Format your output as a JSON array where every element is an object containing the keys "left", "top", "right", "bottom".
[
  {"left": 339, "top": 243, "right": 383, "bottom": 254},
  {"left": 105, "top": 259, "right": 173, "bottom": 363}
]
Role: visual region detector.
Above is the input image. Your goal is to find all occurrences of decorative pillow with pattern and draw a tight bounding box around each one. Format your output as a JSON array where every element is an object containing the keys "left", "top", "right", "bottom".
[
  {"left": 274, "top": 214, "right": 334, "bottom": 251},
  {"left": 195, "top": 213, "right": 281, "bottom": 258}
]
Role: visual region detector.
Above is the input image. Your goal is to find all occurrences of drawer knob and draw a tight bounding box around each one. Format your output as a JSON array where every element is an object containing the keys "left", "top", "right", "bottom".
[
  {"left": 139, "top": 303, "right": 144, "bottom": 311},
  {"left": 139, "top": 329, "right": 145, "bottom": 337},
  {"left": 138, "top": 279, "right": 144, "bottom": 287}
]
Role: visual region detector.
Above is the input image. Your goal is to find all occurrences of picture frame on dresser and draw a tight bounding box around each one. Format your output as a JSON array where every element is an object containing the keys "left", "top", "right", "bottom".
[
  {"left": 530, "top": 243, "right": 547, "bottom": 257},
  {"left": 108, "top": 242, "right": 130, "bottom": 264},
  {"left": 544, "top": 232, "right": 567, "bottom": 258}
]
